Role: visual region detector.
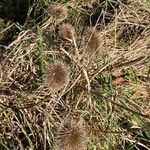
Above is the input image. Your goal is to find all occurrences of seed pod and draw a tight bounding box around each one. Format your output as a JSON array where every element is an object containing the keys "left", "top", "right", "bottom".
[
  {"left": 83, "top": 27, "right": 100, "bottom": 56},
  {"left": 48, "top": 4, "right": 68, "bottom": 20},
  {"left": 45, "top": 62, "right": 70, "bottom": 93},
  {"left": 55, "top": 117, "right": 87, "bottom": 150},
  {"left": 59, "top": 23, "right": 75, "bottom": 42}
]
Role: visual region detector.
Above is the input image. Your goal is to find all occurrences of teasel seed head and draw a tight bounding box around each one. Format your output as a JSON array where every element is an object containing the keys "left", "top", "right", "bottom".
[
  {"left": 54, "top": 116, "right": 87, "bottom": 150},
  {"left": 83, "top": 27, "right": 100, "bottom": 56},
  {"left": 58, "top": 23, "right": 75, "bottom": 42},
  {"left": 48, "top": 4, "right": 68, "bottom": 21},
  {"left": 45, "top": 62, "right": 70, "bottom": 93}
]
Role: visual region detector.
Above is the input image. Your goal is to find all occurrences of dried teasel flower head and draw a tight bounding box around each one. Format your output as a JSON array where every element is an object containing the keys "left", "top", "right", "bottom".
[
  {"left": 58, "top": 23, "right": 75, "bottom": 42},
  {"left": 48, "top": 4, "right": 68, "bottom": 20},
  {"left": 54, "top": 116, "right": 87, "bottom": 150},
  {"left": 83, "top": 27, "right": 100, "bottom": 56},
  {"left": 45, "top": 62, "right": 70, "bottom": 93}
]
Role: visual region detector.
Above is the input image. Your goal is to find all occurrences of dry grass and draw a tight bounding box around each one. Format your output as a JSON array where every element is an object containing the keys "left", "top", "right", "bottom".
[{"left": 0, "top": 0, "right": 150, "bottom": 150}]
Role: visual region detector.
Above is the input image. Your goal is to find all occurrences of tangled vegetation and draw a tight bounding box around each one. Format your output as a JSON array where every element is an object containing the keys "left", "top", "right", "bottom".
[{"left": 0, "top": 0, "right": 150, "bottom": 149}]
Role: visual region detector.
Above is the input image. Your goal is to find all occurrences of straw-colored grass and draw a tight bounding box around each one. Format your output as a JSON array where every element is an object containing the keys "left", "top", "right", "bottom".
[{"left": 0, "top": 0, "right": 150, "bottom": 149}]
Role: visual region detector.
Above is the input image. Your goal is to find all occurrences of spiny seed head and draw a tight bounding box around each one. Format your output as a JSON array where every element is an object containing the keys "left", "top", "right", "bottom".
[
  {"left": 59, "top": 23, "right": 75, "bottom": 42},
  {"left": 55, "top": 117, "right": 87, "bottom": 150},
  {"left": 45, "top": 62, "right": 70, "bottom": 93},
  {"left": 48, "top": 4, "right": 68, "bottom": 20},
  {"left": 84, "top": 27, "right": 100, "bottom": 55}
]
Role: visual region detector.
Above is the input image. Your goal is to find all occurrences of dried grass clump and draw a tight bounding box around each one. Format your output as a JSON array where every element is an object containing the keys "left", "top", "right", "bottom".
[
  {"left": 1, "top": 0, "right": 150, "bottom": 149},
  {"left": 54, "top": 117, "right": 87, "bottom": 150},
  {"left": 83, "top": 27, "right": 100, "bottom": 56},
  {"left": 45, "top": 62, "right": 70, "bottom": 93},
  {"left": 48, "top": 4, "right": 68, "bottom": 20},
  {"left": 98, "top": 0, "right": 150, "bottom": 76},
  {"left": 0, "top": 18, "right": 4, "bottom": 29},
  {"left": 58, "top": 23, "right": 75, "bottom": 42}
]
